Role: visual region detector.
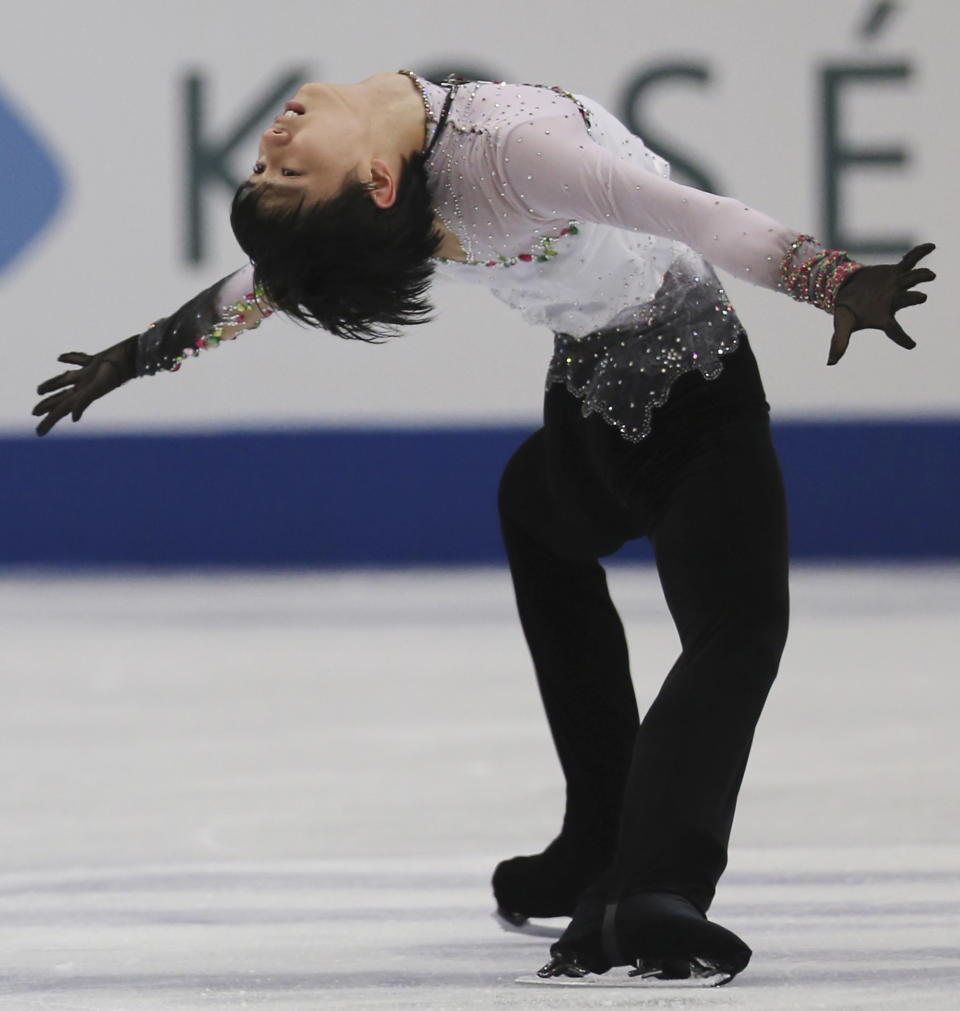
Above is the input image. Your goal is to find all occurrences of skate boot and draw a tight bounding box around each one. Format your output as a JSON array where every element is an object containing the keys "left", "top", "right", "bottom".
[{"left": 492, "top": 833, "right": 612, "bottom": 928}]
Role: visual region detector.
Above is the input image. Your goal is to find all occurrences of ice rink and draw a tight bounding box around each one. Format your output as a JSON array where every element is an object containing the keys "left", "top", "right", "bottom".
[{"left": 2, "top": 565, "right": 958, "bottom": 1009}]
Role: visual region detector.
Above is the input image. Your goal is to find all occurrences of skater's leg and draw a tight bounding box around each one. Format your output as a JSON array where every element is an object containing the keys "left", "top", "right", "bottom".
[
  {"left": 552, "top": 409, "right": 788, "bottom": 974},
  {"left": 616, "top": 413, "right": 789, "bottom": 911},
  {"left": 493, "top": 428, "right": 641, "bottom": 918}
]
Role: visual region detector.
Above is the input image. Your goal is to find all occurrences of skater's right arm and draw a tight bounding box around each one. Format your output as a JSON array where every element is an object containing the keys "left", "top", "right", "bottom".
[{"left": 33, "top": 265, "right": 273, "bottom": 436}]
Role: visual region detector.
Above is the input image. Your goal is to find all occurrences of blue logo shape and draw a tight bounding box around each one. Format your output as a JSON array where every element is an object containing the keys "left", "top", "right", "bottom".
[{"left": 0, "top": 84, "right": 65, "bottom": 273}]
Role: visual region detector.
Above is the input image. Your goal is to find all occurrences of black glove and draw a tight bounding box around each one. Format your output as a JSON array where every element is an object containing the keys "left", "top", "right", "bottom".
[
  {"left": 828, "top": 242, "right": 936, "bottom": 365},
  {"left": 33, "top": 336, "right": 138, "bottom": 436}
]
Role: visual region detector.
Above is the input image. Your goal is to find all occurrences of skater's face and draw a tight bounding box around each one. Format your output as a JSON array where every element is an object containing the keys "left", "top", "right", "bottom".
[{"left": 248, "top": 83, "right": 394, "bottom": 208}]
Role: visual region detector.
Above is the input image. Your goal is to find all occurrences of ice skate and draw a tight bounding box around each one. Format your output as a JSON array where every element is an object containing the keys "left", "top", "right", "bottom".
[
  {"left": 517, "top": 890, "right": 751, "bottom": 988},
  {"left": 516, "top": 952, "right": 735, "bottom": 987}
]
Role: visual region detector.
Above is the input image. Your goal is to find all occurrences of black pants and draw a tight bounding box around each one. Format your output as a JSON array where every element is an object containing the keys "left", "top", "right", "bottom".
[{"left": 498, "top": 335, "right": 789, "bottom": 914}]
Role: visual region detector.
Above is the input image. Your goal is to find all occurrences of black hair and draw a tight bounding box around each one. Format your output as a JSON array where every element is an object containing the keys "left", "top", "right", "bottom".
[{"left": 230, "top": 153, "right": 442, "bottom": 341}]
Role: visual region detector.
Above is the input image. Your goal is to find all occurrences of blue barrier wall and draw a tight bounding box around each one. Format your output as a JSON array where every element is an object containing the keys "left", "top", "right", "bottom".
[{"left": 4, "top": 420, "right": 958, "bottom": 567}]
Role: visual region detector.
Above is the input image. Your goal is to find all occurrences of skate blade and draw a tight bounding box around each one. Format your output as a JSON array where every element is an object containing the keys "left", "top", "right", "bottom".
[
  {"left": 492, "top": 909, "right": 567, "bottom": 939},
  {"left": 516, "top": 966, "right": 733, "bottom": 988}
]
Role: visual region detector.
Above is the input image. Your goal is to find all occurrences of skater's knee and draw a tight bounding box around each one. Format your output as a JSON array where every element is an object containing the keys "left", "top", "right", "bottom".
[
  {"left": 759, "top": 584, "right": 789, "bottom": 656},
  {"left": 497, "top": 456, "right": 521, "bottom": 522},
  {"left": 727, "top": 585, "right": 789, "bottom": 681}
]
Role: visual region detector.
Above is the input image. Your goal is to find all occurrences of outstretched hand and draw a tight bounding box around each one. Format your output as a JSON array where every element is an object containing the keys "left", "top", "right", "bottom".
[
  {"left": 828, "top": 242, "right": 936, "bottom": 365},
  {"left": 33, "top": 336, "right": 138, "bottom": 436}
]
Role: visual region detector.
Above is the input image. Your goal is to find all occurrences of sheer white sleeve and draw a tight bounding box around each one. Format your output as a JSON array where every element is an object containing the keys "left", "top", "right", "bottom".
[{"left": 499, "top": 114, "right": 797, "bottom": 291}]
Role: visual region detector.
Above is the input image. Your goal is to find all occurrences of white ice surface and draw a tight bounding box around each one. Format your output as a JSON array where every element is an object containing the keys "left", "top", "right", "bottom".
[{"left": 1, "top": 565, "right": 958, "bottom": 1009}]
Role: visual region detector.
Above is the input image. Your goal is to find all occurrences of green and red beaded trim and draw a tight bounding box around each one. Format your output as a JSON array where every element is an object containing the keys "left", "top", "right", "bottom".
[
  {"left": 779, "top": 234, "right": 862, "bottom": 313},
  {"left": 169, "top": 284, "right": 274, "bottom": 371},
  {"left": 438, "top": 223, "right": 580, "bottom": 268}
]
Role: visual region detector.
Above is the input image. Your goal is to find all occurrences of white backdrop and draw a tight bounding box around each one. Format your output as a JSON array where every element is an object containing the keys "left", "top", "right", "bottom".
[{"left": 1, "top": 0, "right": 955, "bottom": 434}]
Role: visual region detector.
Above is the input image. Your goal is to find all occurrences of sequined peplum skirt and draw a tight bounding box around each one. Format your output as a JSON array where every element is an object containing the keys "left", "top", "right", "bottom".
[{"left": 546, "top": 257, "right": 743, "bottom": 443}]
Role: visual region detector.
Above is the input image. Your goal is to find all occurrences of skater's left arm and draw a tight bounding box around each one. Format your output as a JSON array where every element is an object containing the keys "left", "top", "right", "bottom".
[
  {"left": 502, "top": 120, "right": 935, "bottom": 364},
  {"left": 822, "top": 242, "right": 936, "bottom": 365}
]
